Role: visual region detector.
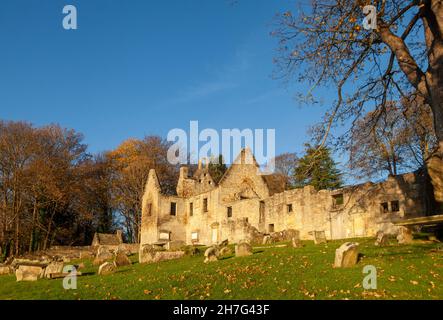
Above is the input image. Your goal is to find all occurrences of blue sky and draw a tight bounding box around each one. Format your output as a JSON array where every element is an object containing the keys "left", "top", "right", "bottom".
[{"left": 0, "top": 0, "right": 334, "bottom": 158}]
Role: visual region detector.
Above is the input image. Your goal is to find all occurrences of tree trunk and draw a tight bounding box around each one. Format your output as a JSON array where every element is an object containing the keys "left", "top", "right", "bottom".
[
  {"left": 426, "top": 39, "right": 443, "bottom": 205},
  {"left": 28, "top": 199, "right": 37, "bottom": 252}
]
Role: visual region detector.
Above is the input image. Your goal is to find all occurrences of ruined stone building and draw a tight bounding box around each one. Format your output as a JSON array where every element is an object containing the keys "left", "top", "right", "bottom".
[{"left": 140, "top": 149, "right": 430, "bottom": 246}]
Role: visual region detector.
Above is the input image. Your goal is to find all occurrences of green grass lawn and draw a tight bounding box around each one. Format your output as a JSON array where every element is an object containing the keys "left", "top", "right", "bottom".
[{"left": 0, "top": 238, "right": 442, "bottom": 300}]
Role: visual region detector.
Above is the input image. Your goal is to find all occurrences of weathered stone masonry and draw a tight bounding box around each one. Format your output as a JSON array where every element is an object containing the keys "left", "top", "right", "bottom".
[{"left": 140, "top": 149, "right": 429, "bottom": 246}]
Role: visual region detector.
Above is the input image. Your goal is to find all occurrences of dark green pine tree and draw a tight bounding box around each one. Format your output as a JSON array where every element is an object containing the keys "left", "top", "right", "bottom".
[
  {"left": 294, "top": 144, "right": 342, "bottom": 190},
  {"left": 208, "top": 154, "right": 227, "bottom": 183}
]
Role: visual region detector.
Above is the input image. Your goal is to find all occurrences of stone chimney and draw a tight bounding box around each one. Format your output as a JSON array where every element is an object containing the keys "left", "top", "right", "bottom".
[
  {"left": 116, "top": 229, "right": 123, "bottom": 244},
  {"left": 179, "top": 166, "right": 189, "bottom": 179},
  {"left": 177, "top": 166, "right": 193, "bottom": 197}
]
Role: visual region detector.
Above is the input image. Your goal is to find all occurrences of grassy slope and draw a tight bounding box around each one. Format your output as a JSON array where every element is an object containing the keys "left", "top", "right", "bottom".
[{"left": 0, "top": 238, "right": 442, "bottom": 300}]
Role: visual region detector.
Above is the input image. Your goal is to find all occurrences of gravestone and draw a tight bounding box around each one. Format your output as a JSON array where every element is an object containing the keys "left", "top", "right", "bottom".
[
  {"left": 0, "top": 266, "right": 11, "bottom": 276},
  {"left": 15, "top": 265, "right": 45, "bottom": 282},
  {"left": 292, "top": 237, "right": 303, "bottom": 248},
  {"left": 235, "top": 242, "right": 253, "bottom": 257},
  {"left": 334, "top": 242, "right": 359, "bottom": 268},
  {"left": 44, "top": 261, "right": 64, "bottom": 279},
  {"left": 204, "top": 247, "right": 219, "bottom": 263},
  {"left": 98, "top": 262, "right": 116, "bottom": 275},
  {"left": 165, "top": 240, "right": 185, "bottom": 251},
  {"left": 183, "top": 246, "right": 201, "bottom": 256},
  {"left": 139, "top": 245, "right": 157, "bottom": 264},
  {"left": 114, "top": 250, "right": 131, "bottom": 267},
  {"left": 79, "top": 251, "right": 94, "bottom": 259},
  {"left": 93, "top": 246, "right": 114, "bottom": 266},
  {"left": 397, "top": 227, "right": 413, "bottom": 244},
  {"left": 219, "top": 239, "right": 229, "bottom": 248},
  {"left": 139, "top": 245, "right": 185, "bottom": 264},
  {"left": 313, "top": 231, "right": 327, "bottom": 244},
  {"left": 219, "top": 246, "right": 232, "bottom": 256},
  {"left": 375, "top": 231, "right": 389, "bottom": 246}
]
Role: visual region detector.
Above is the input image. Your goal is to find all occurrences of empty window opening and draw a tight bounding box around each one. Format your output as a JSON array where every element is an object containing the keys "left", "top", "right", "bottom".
[
  {"left": 227, "top": 206, "right": 233, "bottom": 218},
  {"left": 259, "top": 201, "right": 265, "bottom": 223},
  {"left": 381, "top": 202, "right": 389, "bottom": 213},
  {"left": 170, "top": 202, "right": 177, "bottom": 216},
  {"left": 287, "top": 204, "right": 293, "bottom": 213},
  {"left": 203, "top": 198, "right": 208, "bottom": 212},
  {"left": 332, "top": 194, "right": 344, "bottom": 207},
  {"left": 391, "top": 200, "right": 400, "bottom": 212},
  {"left": 268, "top": 224, "right": 275, "bottom": 233},
  {"left": 189, "top": 202, "right": 193, "bottom": 216}
]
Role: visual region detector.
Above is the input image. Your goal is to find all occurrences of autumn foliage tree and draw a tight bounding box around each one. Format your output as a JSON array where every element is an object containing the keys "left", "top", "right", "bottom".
[
  {"left": 349, "top": 97, "right": 436, "bottom": 179},
  {"left": 106, "top": 136, "right": 178, "bottom": 243},
  {"left": 0, "top": 121, "right": 113, "bottom": 259},
  {"left": 273, "top": 0, "right": 443, "bottom": 202}
]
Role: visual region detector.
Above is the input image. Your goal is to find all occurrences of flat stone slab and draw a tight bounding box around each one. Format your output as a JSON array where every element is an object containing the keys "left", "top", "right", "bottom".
[
  {"left": 393, "top": 214, "right": 443, "bottom": 226},
  {"left": 16, "top": 265, "right": 45, "bottom": 282}
]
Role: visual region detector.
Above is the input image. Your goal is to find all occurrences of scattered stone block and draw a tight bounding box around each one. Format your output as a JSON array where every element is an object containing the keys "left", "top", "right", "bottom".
[
  {"left": 313, "top": 231, "right": 327, "bottom": 244},
  {"left": 204, "top": 247, "right": 219, "bottom": 263},
  {"left": 235, "top": 242, "right": 253, "bottom": 257},
  {"left": 397, "top": 227, "right": 413, "bottom": 244},
  {"left": 334, "top": 242, "right": 359, "bottom": 268},
  {"left": 375, "top": 231, "right": 389, "bottom": 246},
  {"left": 98, "top": 262, "right": 116, "bottom": 275},
  {"left": 44, "top": 261, "right": 64, "bottom": 279}
]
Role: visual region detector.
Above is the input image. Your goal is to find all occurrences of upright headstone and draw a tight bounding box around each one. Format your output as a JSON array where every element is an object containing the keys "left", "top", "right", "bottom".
[
  {"left": 397, "top": 227, "right": 413, "bottom": 244},
  {"left": 292, "top": 237, "right": 303, "bottom": 248},
  {"left": 375, "top": 231, "right": 388, "bottom": 246},
  {"left": 98, "top": 262, "right": 116, "bottom": 275},
  {"left": 0, "top": 265, "right": 11, "bottom": 276},
  {"left": 204, "top": 246, "right": 219, "bottom": 263},
  {"left": 235, "top": 242, "right": 253, "bottom": 257},
  {"left": 93, "top": 246, "right": 114, "bottom": 266},
  {"left": 139, "top": 245, "right": 157, "bottom": 264},
  {"left": 44, "top": 261, "right": 64, "bottom": 279},
  {"left": 334, "top": 242, "right": 359, "bottom": 268},
  {"left": 114, "top": 250, "right": 131, "bottom": 267},
  {"left": 313, "top": 231, "right": 327, "bottom": 244}
]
